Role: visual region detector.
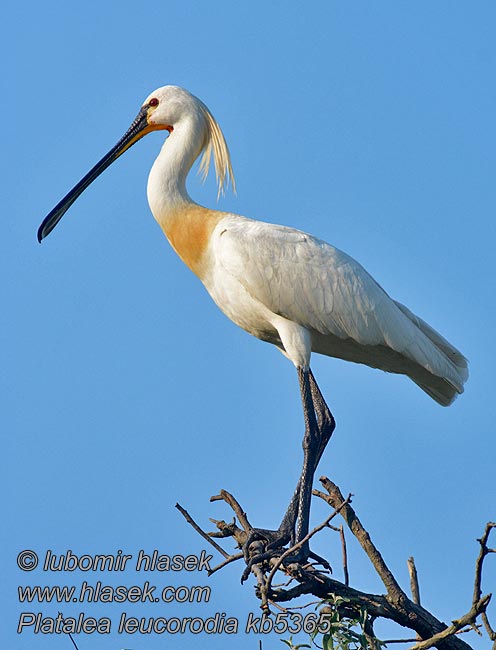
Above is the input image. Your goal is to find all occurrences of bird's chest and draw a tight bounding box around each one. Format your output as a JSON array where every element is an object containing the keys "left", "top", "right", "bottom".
[{"left": 203, "top": 268, "right": 280, "bottom": 346}]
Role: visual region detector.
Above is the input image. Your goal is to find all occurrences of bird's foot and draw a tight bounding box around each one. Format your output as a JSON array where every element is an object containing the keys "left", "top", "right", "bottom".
[
  {"left": 242, "top": 526, "right": 291, "bottom": 561},
  {"left": 240, "top": 525, "right": 331, "bottom": 583},
  {"left": 240, "top": 525, "right": 291, "bottom": 583}
]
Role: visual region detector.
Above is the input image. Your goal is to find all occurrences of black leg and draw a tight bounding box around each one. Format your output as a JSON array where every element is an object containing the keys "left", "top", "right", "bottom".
[
  {"left": 241, "top": 367, "right": 335, "bottom": 580},
  {"left": 308, "top": 368, "right": 336, "bottom": 460},
  {"left": 293, "top": 367, "right": 321, "bottom": 546},
  {"left": 270, "top": 368, "right": 335, "bottom": 546}
]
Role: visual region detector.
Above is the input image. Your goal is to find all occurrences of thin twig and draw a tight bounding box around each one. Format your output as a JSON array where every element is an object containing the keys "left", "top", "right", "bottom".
[
  {"left": 407, "top": 595, "right": 491, "bottom": 650},
  {"left": 407, "top": 557, "right": 421, "bottom": 605},
  {"left": 175, "top": 503, "right": 229, "bottom": 558},
  {"left": 473, "top": 522, "right": 496, "bottom": 643},
  {"left": 340, "top": 524, "right": 349, "bottom": 587},
  {"left": 58, "top": 613, "right": 80, "bottom": 650},
  {"left": 208, "top": 516, "right": 246, "bottom": 546},
  {"left": 382, "top": 639, "right": 421, "bottom": 644},
  {"left": 268, "top": 599, "right": 289, "bottom": 613},
  {"left": 318, "top": 477, "right": 406, "bottom": 604},
  {"left": 208, "top": 552, "right": 244, "bottom": 576},
  {"left": 252, "top": 563, "right": 270, "bottom": 614},
  {"left": 277, "top": 599, "right": 322, "bottom": 611},
  {"left": 473, "top": 522, "right": 495, "bottom": 604},
  {"left": 407, "top": 556, "right": 422, "bottom": 641},
  {"left": 210, "top": 489, "right": 252, "bottom": 532}
]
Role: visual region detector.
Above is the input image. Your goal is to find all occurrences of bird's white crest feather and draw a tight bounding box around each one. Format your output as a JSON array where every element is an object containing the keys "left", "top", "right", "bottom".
[{"left": 197, "top": 102, "right": 236, "bottom": 198}]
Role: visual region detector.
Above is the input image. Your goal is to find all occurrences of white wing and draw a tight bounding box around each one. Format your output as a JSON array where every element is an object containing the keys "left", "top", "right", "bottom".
[{"left": 210, "top": 215, "right": 468, "bottom": 405}]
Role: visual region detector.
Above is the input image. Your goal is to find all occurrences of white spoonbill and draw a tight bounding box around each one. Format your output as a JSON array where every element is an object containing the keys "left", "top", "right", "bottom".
[{"left": 38, "top": 85, "right": 468, "bottom": 552}]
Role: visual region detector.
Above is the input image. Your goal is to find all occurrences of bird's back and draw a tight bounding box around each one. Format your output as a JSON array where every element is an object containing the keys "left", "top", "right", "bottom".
[{"left": 207, "top": 215, "right": 468, "bottom": 405}]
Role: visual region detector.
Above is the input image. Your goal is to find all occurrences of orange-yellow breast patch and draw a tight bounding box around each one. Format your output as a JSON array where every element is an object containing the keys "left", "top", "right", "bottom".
[{"left": 160, "top": 205, "right": 226, "bottom": 279}]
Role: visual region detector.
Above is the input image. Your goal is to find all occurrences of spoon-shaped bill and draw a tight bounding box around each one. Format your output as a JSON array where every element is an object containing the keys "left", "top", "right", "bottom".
[{"left": 37, "top": 106, "right": 152, "bottom": 242}]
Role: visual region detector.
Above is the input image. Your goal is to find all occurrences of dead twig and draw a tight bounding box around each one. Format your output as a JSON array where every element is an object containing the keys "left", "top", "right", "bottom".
[
  {"left": 180, "top": 479, "right": 491, "bottom": 650},
  {"left": 408, "top": 595, "right": 491, "bottom": 650},
  {"left": 175, "top": 503, "right": 230, "bottom": 558},
  {"left": 473, "top": 521, "right": 496, "bottom": 645},
  {"left": 407, "top": 557, "right": 421, "bottom": 606},
  {"left": 207, "top": 551, "right": 244, "bottom": 576},
  {"left": 210, "top": 489, "right": 252, "bottom": 532},
  {"left": 317, "top": 477, "right": 407, "bottom": 604},
  {"left": 340, "top": 524, "right": 349, "bottom": 587}
]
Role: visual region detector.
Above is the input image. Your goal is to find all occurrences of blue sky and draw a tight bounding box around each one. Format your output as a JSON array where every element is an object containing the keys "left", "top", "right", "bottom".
[{"left": 3, "top": 2, "right": 495, "bottom": 649}]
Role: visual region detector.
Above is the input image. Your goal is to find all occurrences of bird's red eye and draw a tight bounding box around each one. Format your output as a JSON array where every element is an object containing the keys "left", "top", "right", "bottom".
[{"left": 149, "top": 98, "right": 159, "bottom": 107}]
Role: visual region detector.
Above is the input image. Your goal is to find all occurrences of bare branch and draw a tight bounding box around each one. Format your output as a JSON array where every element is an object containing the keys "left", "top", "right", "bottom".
[
  {"left": 340, "top": 524, "right": 349, "bottom": 587},
  {"left": 207, "top": 552, "right": 244, "bottom": 576},
  {"left": 180, "top": 481, "right": 493, "bottom": 650},
  {"left": 408, "top": 557, "right": 421, "bottom": 605},
  {"left": 317, "top": 477, "right": 407, "bottom": 603},
  {"left": 473, "top": 522, "right": 495, "bottom": 604},
  {"left": 210, "top": 489, "right": 252, "bottom": 532},
  {"left": 408, "top": 595, "right": 491, "bottom": 650},
  {"left": 175, "top": 503, "right": 230, "bottom": 558},
  {"left": 473, "top": 522, "right": 496, "bottom": 644}
]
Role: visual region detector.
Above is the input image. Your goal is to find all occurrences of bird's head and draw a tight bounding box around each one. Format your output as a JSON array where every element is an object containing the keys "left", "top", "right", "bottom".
[
  {"left": 37, "top": 85, "right": 234, "bottom": 242},
  {"left": 143, "top": 85, "right": 204, "bottom": 133}
]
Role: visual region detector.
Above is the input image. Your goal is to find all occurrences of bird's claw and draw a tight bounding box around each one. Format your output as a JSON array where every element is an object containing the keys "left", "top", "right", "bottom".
[{"left": 240, "top": 539, "right": 331, "bottom": 584}]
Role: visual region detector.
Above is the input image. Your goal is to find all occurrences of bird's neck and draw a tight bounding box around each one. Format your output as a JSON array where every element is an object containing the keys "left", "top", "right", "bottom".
[
  {"left": 147, "top": 116, "right": 203, "bottom": 218},
  {"left": 147, "top": 116, "right": 226, "bottom": 280}
]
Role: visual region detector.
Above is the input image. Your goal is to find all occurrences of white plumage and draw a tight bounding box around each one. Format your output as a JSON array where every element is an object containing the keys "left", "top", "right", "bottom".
[
  {"left": 38, "top": 85, "right": 468, "bottom": 407},
  {"left": 38, "top": 84, "right": 469, "bottom": 550},
  {"left": 205, "top": 216, "right": 467, "bottom": 405}
]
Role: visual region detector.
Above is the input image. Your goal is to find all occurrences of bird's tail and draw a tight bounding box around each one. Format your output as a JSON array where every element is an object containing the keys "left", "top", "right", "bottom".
[{"left": 394, "top": 301, "right": 468, "bottom": 406}]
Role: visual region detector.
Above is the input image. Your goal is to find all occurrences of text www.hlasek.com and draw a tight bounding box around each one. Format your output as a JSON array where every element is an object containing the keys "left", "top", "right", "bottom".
[
  {"left": 17, "top": 548, "right": 335, "bottom": 636},
  {"left": 18, "top": 582, "right": 209, "bottom": 604}
]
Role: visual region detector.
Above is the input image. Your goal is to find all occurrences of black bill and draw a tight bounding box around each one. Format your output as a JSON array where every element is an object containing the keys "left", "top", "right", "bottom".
[{"left": 37, "top": 105, "right": 151, "bottom": 242}]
